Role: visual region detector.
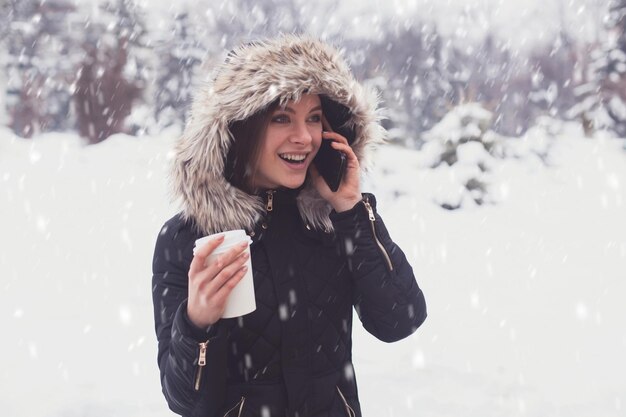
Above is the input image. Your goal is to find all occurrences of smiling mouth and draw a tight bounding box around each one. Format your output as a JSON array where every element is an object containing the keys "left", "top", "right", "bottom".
[{"left": 278, "top": 153, "right": 309, "bottom": 164}]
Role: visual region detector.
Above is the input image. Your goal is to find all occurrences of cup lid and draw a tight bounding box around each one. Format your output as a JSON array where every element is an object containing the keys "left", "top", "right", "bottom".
[{"left": 194, "top": 229, "right": 251, "bottom": 255}]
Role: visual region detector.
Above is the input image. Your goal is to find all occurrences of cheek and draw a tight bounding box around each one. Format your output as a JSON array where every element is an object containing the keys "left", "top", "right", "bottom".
[
  {"left": 260, "top": 133, "right": 279, "bottom": 157},
  {"left": 311, "top": 131, "right": 322, "bottom": 150},
  {"left": 263, "top": 127, "right": 282, "bottom": 149}
]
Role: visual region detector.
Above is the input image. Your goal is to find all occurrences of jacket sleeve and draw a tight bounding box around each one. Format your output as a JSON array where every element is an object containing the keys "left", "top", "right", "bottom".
[
  {"left": 330, "top": 193, "right": 427, "bottom": 342},
  {"left": 151, "top": 215, "right": 228, "bottom": 417}
]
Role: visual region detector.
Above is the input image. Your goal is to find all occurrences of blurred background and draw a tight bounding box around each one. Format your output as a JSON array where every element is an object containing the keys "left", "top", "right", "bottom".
[
  {"left": 1, "top": 1, "right": 626, "bottom": 417},
  {"left": 1, "top": 0, "right": 625, "bottom": 144}
]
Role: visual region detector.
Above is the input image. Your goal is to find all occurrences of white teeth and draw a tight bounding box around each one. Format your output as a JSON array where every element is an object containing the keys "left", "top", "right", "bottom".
[{"left": 280, "top": 153, "right": 307, "bottom": 162}]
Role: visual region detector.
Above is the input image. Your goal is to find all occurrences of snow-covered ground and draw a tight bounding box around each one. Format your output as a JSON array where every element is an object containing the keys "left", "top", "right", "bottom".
[{"left": 1, "top": 125, "right": 625, "bottom": 417}]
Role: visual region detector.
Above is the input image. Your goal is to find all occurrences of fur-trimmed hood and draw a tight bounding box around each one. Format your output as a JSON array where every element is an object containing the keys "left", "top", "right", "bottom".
[{"left": 171, "top": 34, "right": 386, "bottom": 235}]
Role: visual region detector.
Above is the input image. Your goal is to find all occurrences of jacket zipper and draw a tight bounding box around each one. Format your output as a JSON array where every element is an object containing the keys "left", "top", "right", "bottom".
[
  {"left": 266, "top": 190, "right": 274, "bottom": 212},
  {"left": 222, "top": 396, "right": 246, "bottom": 417},
  {"left": 194, "top": 341, "right": 208, "bottom": 391},
  {"left": 336, "top": 386, "right": 356, "bottom": 417},
  {"left": 363, "top": 196, "right": 394, "bottom": 272}
]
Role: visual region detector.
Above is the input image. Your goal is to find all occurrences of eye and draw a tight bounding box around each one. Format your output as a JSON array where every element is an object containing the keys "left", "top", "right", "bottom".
[
  {"left": 308, "top": 113, "right": 322, "bottom": 123},
  {"left": 271, "top": 114, "right": 290, "bottom": 124}
]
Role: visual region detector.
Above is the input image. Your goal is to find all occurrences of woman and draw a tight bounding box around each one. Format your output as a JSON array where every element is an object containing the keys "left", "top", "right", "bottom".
[{"left": 152, "top": 35, "right": 427, "bottom": 417}]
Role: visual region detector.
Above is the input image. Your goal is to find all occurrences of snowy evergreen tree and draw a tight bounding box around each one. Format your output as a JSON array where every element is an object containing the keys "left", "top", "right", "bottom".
[
  {"left": 0, "top": 0, "right": 616, "bottom": 143},
  {"left": 3, "top": 0, "right": 78, "bottom": 137},
  {"left": 103, "top": 0, "right": 151, "bottom": 89},
  {"left": 602, "top": 0, "right": 626, "bottom": 135},
  {"left": 417, "top": 26, "right": 457, "bottom": 136},
  {"left": 579, "top": 0, "right": 626, "bottom": 136},
  {"left": 200, "top": 0, "right": 310, "bottom": 46},
  {"left": 0, "top": 1, "right": 12, "bottom": 126},
  {"left": 3, "top": 0, "right": 41, "bottom": 137},
  {"left": 361, "top": 23, "right": 456, "bottom": 146},
  {"left": 73, "top": 0, "right": 146, "bottom": 143},
  {"left": 450, "top": 31, "right": 545, "bottom": 137},
  {"left": 420, "top": 103, "right": 504, "bottom": 209},
  {"left": 368, "top": 25, "right": 430, "bottom": 144},
  {"left": 528, "top": 32, "right": 578, "bottom": 124},
  {"left": 154, "top": 12, "right": 203, "bottom": 129}
]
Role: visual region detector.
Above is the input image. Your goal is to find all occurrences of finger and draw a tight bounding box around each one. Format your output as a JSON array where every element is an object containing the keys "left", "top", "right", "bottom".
[
  {"left": 199, "top": 238, "right": 248, "bottom": 276},
  {"left": 211, "top": 264, "right": 248, "bottom": 304},
  {"left": 212, "top": 240, "right": 249, "bottom": 270},
  {"left": 322, "top": 130, "right": 349, "bottom": 145},
  {"left": 203, "top": 264, "right": 248, "bottom": 314},
  {"left": 205, "top": 252, "right": 250, "bottom": 295},
  {"left": 198, "top": 240, "right": 249, "bottom": 287},
  {"left": 207, "top": 252, "right": 250, "bottom": 292},
  {"left": 196, "top": 249, "right": 249, "bottom": 293},
  {"left": 330, "top": 141, "right": 358, "bottom": 165},
  {"left": 196, "top": 245, "right": 250, "bottom": 295},
  {"left": 191, "top": 238, "right": 247, "bottom": 289},
  {"left": 189, "top": 234, "right": 225, "bottom": 276}
]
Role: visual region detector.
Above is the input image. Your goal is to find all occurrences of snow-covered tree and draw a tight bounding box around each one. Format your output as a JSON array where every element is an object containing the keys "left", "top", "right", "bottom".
[
  {"left": 200, "top": 0, "right": 310, "bottom": 47},
  {"left": 528, "top": 32, "right": 578, "bottom": 125},
  {"left": 579, "top": 0, "right": 626, "bottom": 136},
  {"left": 3, "top": 0, "right": 78, "bottom": 137},
  {"left": 153, "top": 12, "right": 204, "bottom": 129},
  {"left": 419, "top": 103, "right": 502, "bottom": 209},
  {"left": 360, "top": 23, "right": 457, "bottom": 146},
  {"left": 73, "top": 0, "right": 146, "bottom": 143},
  {"left": 602, "top": 0, "right": 626, "bottom": 135},
  {"left": 460, "top": 33, "right": 535, "bottom": 136},
  {"left": 0, "top": 1, "right": 14, "bottom": 127}
]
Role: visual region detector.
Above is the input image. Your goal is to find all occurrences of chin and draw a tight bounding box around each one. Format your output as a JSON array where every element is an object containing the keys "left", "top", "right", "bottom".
[
  {"left": 282, "top": 182, "right": 304, "bottom": 190},
  {"left": 281, "top": 177, "right": 307, "bottom": 190}
]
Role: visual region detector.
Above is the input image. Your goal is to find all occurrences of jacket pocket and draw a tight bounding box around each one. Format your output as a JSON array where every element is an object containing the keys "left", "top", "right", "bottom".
[
  {"left": 222, "top": 396, "right": 246, "bottom": 417},
  {"left": 336, "top": 386, "right": 356, "bottom": 417}
]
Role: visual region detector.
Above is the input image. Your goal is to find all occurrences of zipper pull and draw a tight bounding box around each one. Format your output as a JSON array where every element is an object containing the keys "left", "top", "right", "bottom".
[
  {"left": 266, "top": 190, "right": 274, "bottom": 212},
  {"left": 194, "top": 341, "right": 208, "bottom": 391},
  {"left": 363, "top": 196, "right": 394, "bottom": 272},
  {"left": 363, "top": 198, "right": 375, "bottom": 221},
  {"left": 198, "top": 342, "right": 207, "bottom": 366}
]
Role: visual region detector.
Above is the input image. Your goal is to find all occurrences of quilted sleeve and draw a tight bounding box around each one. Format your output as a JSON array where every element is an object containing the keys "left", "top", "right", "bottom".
[
  {"left": 151, "top": 215, "right": 228, "bottom": 417},
  {"left": 330, "top": 194, "right": 427, "bottom": 342}
]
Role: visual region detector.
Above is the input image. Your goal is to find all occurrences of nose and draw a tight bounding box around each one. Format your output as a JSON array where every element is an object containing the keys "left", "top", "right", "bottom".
[{"left": 289, "top": 121, "right": 314, "bottom": 146}]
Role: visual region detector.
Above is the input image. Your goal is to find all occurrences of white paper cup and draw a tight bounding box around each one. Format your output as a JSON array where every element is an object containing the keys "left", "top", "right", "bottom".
[{"left": 194, "top": 230, "right": 256, "bottom": 319}]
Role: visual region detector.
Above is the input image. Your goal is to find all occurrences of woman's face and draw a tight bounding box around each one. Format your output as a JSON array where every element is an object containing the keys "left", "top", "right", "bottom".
[{"left": 252, "top": 94, "right": 323, "bottom": 190}]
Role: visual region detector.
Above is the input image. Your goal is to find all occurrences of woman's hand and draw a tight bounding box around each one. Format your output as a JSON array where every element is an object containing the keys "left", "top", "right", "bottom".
[
  {"left": 186, "top": 235, "right": 249, "bottom": 328},
  {"left": 310, "top": 130, "right": 362, "bottom": 212}
]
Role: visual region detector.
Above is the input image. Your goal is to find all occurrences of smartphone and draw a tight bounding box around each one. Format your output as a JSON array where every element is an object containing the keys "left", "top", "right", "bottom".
[{"left": 313, "top": 137, "right": 346, "bottom": 192}]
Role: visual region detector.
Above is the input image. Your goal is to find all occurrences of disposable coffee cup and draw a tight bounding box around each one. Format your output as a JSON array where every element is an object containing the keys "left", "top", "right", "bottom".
[{"left": 193, "top": 230, "right": 256, "bottom": 319}]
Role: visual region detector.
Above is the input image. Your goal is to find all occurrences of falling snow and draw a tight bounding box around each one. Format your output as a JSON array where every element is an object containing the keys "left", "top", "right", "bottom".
[
  {"left": 1, "top": 0, "right": 626, "bottom": 415},
  {"left": 1, "top": 116, "right": 625, "bottom": 417},
  {"left": 119, "top": 305, "right": 133, "bottom": 326}
]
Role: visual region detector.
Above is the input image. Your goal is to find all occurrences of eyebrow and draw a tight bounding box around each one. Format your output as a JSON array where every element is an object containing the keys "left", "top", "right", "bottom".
[{"left": 278, "top": 105, "right": 323, "bottom": 114}]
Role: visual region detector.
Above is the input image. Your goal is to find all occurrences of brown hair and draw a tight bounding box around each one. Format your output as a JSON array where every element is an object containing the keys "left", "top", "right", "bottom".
[{"left": 225, "top": 101, "right": 280, "bottom": 193}]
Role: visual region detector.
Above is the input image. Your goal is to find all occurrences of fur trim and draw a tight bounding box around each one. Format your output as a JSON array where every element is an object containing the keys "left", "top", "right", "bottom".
[{"left": 171, "top": 34, "right": 386, "bottom": 235}]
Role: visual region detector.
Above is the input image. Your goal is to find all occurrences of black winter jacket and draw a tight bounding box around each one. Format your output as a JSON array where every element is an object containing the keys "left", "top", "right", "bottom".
[
  {"left": 152, "top": 35, "right": 427, "bottom": 417},
  {"left": 152, "top": 191, "right": 426, "bottom": 417}
]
